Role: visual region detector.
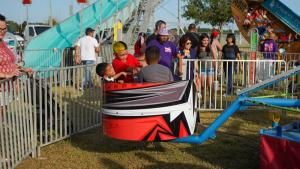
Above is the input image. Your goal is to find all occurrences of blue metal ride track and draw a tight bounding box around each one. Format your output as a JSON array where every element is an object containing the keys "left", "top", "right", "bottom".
[{"left": 173, "top": 66, "right": 300, "bottom": 144}]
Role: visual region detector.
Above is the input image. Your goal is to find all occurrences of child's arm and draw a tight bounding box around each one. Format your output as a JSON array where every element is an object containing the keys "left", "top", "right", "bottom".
[
  {"left": 212, "top": 48, "right": 217, "bottom": 68},
  {"left": 113, "top": 72, "right": 127, "bottom": 80},
  {"left": 235, "top": 45, "right": 241, "bottom": 60},
  {"left": 132, "top": 67, "right": 141, "bottom": 76},
  {"left": 216, "top": 40, "right": 222, "bottom": 52},
  {"left": 177, "top": 53, "right": 184, "bottom": 75},
  {"left": 236, "top": 48, "right": 243, "bottom": 71},
  {"left": 236, "top": 52, "right": 241, "bottom": 60}
]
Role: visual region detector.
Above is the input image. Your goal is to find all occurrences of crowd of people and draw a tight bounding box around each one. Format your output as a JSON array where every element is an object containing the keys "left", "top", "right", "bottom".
[
  {"left": 94, "top": 21, "right": 242, "bottom": 102},
  {"left": 0, "top": 13, "right": 242, "bottom": 103}
]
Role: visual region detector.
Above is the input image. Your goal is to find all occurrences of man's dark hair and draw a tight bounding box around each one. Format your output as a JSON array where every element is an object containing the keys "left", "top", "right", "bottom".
[
  {"left": 96, "top": 62, "right": 109, "bottom": 77},
  {"left": 188, "top": 23, "right": 196, "bottom": 31},
  {"left": 0, "top": 14, "right": 6, "bottom": 21},
  {"left": 155, "top": 20, "right": 166, "bottom": 31},
  {"left": 145, "top": 46, "right": 160, "bottom": 64}
]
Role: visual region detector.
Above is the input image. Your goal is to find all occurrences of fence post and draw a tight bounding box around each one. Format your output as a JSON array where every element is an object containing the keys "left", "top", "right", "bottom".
[
  {"left": 32, "top": 74, "right": 37, "bottom": 158},
  {"left": 249, "top": 29, "right": 258, "bottom": 86}
]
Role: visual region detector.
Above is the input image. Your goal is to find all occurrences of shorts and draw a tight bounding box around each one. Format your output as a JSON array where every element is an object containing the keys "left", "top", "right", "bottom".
[{"left": 200, "top": 68, "right": 214, "bottom": 76}]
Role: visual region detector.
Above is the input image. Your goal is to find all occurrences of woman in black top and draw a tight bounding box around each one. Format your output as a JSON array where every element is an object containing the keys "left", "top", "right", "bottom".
[{"left": 222, "top": 33, "right": 241, "bottom": 96}]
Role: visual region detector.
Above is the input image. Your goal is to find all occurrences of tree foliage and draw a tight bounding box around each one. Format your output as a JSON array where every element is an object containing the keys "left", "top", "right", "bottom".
[
  {"left": 7, "top": 20, "right": 21, "bottom": 33},
  {"left": 182, "top": 0, "right": 233, "bottom": 29}
]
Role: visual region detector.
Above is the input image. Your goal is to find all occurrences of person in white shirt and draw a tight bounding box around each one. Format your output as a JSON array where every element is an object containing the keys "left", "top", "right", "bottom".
[{"left": 75, "top": 27, "right": 100, "bottom": 88}]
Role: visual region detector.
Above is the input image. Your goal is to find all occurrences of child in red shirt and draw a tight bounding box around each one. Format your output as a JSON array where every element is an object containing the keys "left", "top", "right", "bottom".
[{"left": 112, "top": 41, "right": 142, "bottom": 83}]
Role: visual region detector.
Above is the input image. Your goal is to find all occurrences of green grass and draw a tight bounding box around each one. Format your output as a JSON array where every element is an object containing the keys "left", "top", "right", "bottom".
[{"left": 16, "top": 110, "right": 300, "bottom": 169}]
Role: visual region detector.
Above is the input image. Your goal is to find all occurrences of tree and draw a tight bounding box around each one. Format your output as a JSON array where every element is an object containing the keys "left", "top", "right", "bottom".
[
  {"left": 7, "top": 20, "right": 20, "bottom": 33},
  {"left": 182, "top": 0, "right": 233, "bottom": 31}
]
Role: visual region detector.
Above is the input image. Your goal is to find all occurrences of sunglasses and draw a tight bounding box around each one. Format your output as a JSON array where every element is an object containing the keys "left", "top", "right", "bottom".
[{"left": 185, "top": 42, "right": 192, "bottom": 45}]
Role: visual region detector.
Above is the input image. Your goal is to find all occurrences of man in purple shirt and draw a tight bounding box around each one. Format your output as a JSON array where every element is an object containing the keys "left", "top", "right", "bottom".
[
  {"left": 258, "top": 33, "right": 278, "bottom": 81},
  {"left": 260, "top": 33, "right": 278, "bottom": 60},
  {"left": 147, "top": 28, "right": 179, "bottom": 71}
]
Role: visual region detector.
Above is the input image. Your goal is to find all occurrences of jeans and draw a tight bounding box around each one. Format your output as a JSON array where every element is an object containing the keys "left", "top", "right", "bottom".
[
  {"left": 224, "top": 62, "right": 233, "bottom": 95},
  {"left": 81, "top": 60, "right": 95, "bottom": 88}
]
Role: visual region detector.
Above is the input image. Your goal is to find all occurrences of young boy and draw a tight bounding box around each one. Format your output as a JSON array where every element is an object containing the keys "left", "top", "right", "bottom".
[
  {"left": 112, "top": 41, "right": 142, "bottom": 83},
  {"left": 96, "top": 62, "right": 127, "bottom": 83},
  {"left": 138, "top": 46, "right": 173, "bottom": 83}
]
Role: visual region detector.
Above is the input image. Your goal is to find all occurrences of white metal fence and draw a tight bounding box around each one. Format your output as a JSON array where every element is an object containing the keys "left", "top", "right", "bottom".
[
  {"left": 182, "top": 59, "right": 287, "bottom": 110},
  {"left": 1, "top": 57, "right": 300, "bottom": 168},
  {"left": 285, "top": 60, "right": 300, "bottom": 99},
  {"left": 34, "top": 65, "right": 102, "bottom": 150},
  {"left": 0, "top": 64, "right": 102, "bottom": 168},
  {"left": 0, "top": 75, "right": 36, "bottom": 169},
  {"left": 241, "top": 51, "right": 300, "bottom": 62}
]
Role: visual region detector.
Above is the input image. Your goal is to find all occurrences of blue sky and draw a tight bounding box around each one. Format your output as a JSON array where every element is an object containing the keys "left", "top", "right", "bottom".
[
  {"left": 0, "top": 0, "right": 299, "bottom": 28},
  {"left": 0, "top": 0, "right": 95, "bottom": 23},
  {"left": 154, "top": 0, "right": 236, "bottom": 29},
  {"left": 0, "top": 0, "right": 228, "bottom": 29}
]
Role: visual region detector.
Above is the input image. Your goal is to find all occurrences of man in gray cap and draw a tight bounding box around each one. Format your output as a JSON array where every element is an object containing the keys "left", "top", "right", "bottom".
[
  {"left": 146, "top": 20, "right": 166, "bottom": 45},
  {"left": 147, "top": 28, "right": 180, "bottom": 75},
  {"left": 75, "top": 27, "right": 100, "bottom": 88}
]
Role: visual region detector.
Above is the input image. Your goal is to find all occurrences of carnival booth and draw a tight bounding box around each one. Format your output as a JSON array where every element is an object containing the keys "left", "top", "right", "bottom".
[{"left": 260, "top": 121, "right": 300, "bottom": 169}]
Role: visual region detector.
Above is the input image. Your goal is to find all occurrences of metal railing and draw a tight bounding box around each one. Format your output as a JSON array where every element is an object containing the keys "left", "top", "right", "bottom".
[
  {"left": 34, "top": 65, "right": 102, "bottom": 150},
  {"left": 19, "top": 44, "right": 114, "bottom": 71},
  {"left": 182, "top": 59, "right": 287, "bottom": 110},
  {"left": 1, "top": 57, "right": 299, "bottom": 168},
  {"left": 0, "top": 75, "right": 36, "bottom": 169},
  {"left": 100, "top": 44, "right": 114, "bottom": 63},
  {"left": 285, "top": 60, "right": 300, "bottom": 99},
  {"left": 240, "top": 51, "right": 300, "bottom": 63},
  {"left": 0, "top": 64, "right": 102, "bottom": 168}
]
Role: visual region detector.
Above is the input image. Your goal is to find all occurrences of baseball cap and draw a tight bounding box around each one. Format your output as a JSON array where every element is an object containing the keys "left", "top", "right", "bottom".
[
  {"left": 158, "top": 28, "right": 170, "bottom": 36},
  {"left": 85, "top": 27, "right": 95, "bottom": 35}
]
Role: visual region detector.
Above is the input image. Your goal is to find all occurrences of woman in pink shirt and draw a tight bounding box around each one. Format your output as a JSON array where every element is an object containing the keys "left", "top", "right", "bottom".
[{"left": 0, "top": 14, "right": 32, "bottom": 79}]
